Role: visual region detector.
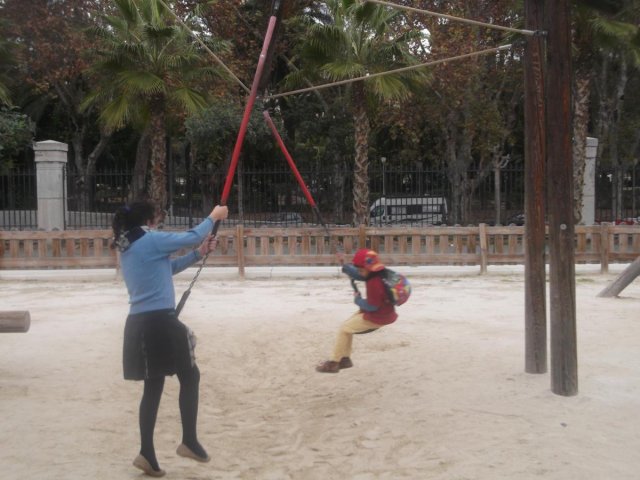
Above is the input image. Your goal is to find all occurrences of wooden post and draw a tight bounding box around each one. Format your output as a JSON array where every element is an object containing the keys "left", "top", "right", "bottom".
[
  {"left": 600, "top": 223, "right": 610, "bottom": 274},
  {"left": 236, "top": 225, "right": 245, "bottom": 278},
  {"left": 524, "top": 0, "right": 547, "bottom": 374},
  {"left": 359, "top": 224, "right": 367, "bottom": 249},
  {"left": 0, "top": 311, "right": 31, "bottom": 333},
  {"left": 545, "top": 0, "right": 578, "bottom": 396},
  {"left": 478, "top": 223, "right": 488, "bottom": 274}
]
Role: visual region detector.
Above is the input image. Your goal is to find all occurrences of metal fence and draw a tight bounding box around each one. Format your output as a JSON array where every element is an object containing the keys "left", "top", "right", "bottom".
[
  {"left": 0, "top": 167, "right": 37, "bottom": 229},
  {"left": 62, "top": 165, "right": 526, "bottom": 229},
  {"left": 2, "top": 163, "right": 640, "bottom": 230}
]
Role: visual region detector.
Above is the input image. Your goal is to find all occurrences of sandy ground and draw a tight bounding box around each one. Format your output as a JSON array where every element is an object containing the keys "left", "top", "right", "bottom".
[{"left": 1, "top": 265, "right": 639, "bottom": 480}]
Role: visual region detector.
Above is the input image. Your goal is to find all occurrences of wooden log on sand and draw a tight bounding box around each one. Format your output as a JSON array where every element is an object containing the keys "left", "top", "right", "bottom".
[
  {"left": 0, "top": 311, "right": 31, "bottom": 333},
  {"left": 597, "top": 256, "right": 640, "bottom": 298}
]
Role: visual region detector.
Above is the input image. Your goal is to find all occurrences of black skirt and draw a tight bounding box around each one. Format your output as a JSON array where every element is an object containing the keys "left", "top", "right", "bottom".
[{"left": 123, "top": 309, "right": 197, "bottom": 380}]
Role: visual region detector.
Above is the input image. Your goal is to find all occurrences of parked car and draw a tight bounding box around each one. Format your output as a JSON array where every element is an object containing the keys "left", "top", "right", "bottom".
[
  {"left": 506, "top": 212, "right": 525, "bottom": 226},
  {"left": 370, "top": 196, "right": 448, "bottom": 226},
  {"left": 267, "top": 212, "right": 304, "bottom": 224},
  {"left": 614, "top": 218, "right": 639, "bottom": 225}
]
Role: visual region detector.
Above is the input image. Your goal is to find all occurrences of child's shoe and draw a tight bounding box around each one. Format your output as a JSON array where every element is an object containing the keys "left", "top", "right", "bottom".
[
  {"left": 339, "top": 357, "right": 353, "bottom": 369},
  {"left": 316, "top": 360, "right": 340, "bottom": 373}
]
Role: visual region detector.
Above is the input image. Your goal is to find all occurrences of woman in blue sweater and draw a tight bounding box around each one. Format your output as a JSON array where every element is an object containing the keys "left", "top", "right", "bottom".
[{"left": 112, "top": 200, "right": 228, "bottom": 477}]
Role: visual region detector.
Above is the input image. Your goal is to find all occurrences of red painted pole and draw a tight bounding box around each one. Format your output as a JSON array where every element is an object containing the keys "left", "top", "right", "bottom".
[
  {"left": 219, "top": 16, "right": 278, "bottom": 208},
  {"left": 263, "top": 110, "right": 333, "bottom": 235},
  {"left": 175, "top": 15, "right": 278, "bottom": 315},
  {"left": 263, "top": 110, "right": 317, "bottom": 208}
]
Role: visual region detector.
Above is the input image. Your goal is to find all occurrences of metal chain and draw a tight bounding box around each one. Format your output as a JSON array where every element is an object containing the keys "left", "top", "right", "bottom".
[
  {"left": 175, "top": 250, "right": 210, "bottom": 316},
  {"left": 187, "top": 251, "right": 210, "bottom": 291}
]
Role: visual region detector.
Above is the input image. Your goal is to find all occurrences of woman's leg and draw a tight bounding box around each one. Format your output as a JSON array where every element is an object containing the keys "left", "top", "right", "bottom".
[
  {"left": 176, "top": 365, "right": 209, "bottom": 459},
  {"left": 139, "top": 376, "right": 165, "bottom": 470}
]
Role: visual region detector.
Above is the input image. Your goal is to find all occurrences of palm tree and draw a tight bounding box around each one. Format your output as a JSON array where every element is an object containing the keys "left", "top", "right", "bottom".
[
  {"left": 572, "top": 0, "right": 640, "bottom": 223},
  {"left": 285, "top": 0, "right": 426, "bottom": 225},
  {"left": 84, "top": 0, "right": 226, "bottom": 208}
]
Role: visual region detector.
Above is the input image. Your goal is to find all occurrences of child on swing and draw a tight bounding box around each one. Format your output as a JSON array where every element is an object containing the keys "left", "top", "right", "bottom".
[{"left": 316, "top": 248, "right": 398, "bottom": 373}]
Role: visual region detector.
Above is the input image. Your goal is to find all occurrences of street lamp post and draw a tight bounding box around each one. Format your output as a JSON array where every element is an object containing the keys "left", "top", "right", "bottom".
[{"left": 381, "top": 156, "right": 387, "bottom": 196}]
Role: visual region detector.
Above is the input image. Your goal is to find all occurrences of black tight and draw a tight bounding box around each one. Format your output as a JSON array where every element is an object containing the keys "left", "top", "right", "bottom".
[
  {"left": 139, "top": 376, "right": 164, "bottom": 470},
  {"left": 139, "top": 365, "right": 205, "bottom": 469},
  {"left": 177, "top": 365, "right": 207, "bottom": 457}
]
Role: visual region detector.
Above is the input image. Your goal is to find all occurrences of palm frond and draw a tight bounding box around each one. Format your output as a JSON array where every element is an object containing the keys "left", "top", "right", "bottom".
[
  {"left": 0, "top": 83, "right": 11, "bottom": 106},
  {"left": 322, "top": 61, "right": 367, "bottom": 81},
  {"left": 170, "top": 87, "right": 208, "bottom": 114},
  {"left": 118, "top": 71, "right": 165, "bottom": 96},
  {"left": 590, "top": 15, "right": 638, "bottom": 42},
  {"left": 100, "top": 93, "right": 134, "bottom": 130}
]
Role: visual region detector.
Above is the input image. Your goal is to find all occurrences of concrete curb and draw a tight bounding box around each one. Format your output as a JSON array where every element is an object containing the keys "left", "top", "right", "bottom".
[{"left": 0, "top": 263, "right": 629, "bottom": 282}]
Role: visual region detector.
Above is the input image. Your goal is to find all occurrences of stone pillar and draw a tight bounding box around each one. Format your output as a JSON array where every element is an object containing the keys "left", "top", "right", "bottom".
[
  {"left": 582, "top": 137, "right": 598, "bottom": 225},
  {"left": 34, "top": 140, "right": 68, "bottom": 231}
]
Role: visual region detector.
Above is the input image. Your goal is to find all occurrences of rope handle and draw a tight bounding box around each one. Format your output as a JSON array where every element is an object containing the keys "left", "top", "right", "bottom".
[{"left": 175, "top": 235, "right": 215, "bottom": 316}]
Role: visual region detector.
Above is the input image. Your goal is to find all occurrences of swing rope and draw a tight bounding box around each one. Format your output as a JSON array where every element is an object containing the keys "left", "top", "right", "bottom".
[
  {"left": 362, "top": 0, "right": 539, "bottom": 37},
  {"left": 266, "top": 43, "right": 514, "bottom": 100},
  {"left": 156, "top": 0, "right": 250, "bottom": 94}
]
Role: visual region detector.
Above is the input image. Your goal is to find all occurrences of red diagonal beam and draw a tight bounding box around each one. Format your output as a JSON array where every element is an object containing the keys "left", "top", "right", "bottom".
[
  {"left": 263, "top": 110, "right": 332, "bottom": 235},
  {"left": 263, "top": 110, "right": 317, "bottom": 209}
]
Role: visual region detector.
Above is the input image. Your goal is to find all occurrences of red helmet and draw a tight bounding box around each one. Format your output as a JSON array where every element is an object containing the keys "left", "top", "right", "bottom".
[{"left": 352, "top": 248, "right": 385, "bottom": 272}]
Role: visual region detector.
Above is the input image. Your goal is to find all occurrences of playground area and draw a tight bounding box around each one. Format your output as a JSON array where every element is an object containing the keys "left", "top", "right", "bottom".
[{"left": 1, "top": 265, "right": 639, "bottom": 479}]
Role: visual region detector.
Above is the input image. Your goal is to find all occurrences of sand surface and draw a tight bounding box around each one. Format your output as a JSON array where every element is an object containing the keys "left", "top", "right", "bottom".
[{"left": 1, "top": 266, "right": 639, "bottom": 479}]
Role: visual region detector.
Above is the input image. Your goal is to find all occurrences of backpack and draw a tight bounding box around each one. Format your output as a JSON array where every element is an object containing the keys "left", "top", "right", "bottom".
[{"left": 382, "top": 269, "right": 411, "bottom": 306}]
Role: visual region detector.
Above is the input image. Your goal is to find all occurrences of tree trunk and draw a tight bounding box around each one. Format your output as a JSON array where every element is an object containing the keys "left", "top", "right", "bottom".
[
  {"left": 70, "top": 127, "right": 110, "bottom": 212},
  {"left": 593, "top": 56, "right": 612, "bottom": 161},
  {"left": 613, "top": 164, "right": 624, "bottom": 219},
  {"left": 70, "top": 133, "right": 90, "bottom": 211},
  {"left": 351, "top": 83, "right": 371, "bottom": 226},
  {"left": 444, "top": 130, "right": 462, "bottom": 225},
  {"left": 148, "top": 97, "right": 168, "bottom": 209},
  {"left": 332, "top": 159, "right": 346, "bottom": 223},
  {"left": 494, "top": 166, "right": 502, "bottom": 225},
  {"left": 611, "top": 59, "right": 629, "bottom": 220},
  {"left": 130, "top": 127, "right": 151, "bottom": 201},
  {"left": 572, "top": 69, "right": 591, "bottom": 224},
  {"left": 237, "top": 156, "right": 244, "bottom": 221}
]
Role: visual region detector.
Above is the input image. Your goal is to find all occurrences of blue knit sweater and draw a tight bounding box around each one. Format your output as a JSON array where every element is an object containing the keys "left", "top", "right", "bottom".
[{"left": 121, "top": 218, "right": 214, "bottom": 314}]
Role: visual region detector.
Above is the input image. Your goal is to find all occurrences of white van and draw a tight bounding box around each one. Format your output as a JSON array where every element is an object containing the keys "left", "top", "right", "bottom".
[{"left": 369, "top": 196, "right": 448, "bottom": 225}]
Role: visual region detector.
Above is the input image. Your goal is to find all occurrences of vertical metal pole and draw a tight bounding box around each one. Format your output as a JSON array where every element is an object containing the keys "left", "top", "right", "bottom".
[
  {"left": 185, "top": 143, "right": 193, "bottom": 228},
  {"left": 524, "top": 0, "right": 547, "bottom": 374},
  {"left": 381, "top": 157, "right": 387, "bottom": 196},
  {"left": 546, "top": 0, "right": 578, "bottom": 396}
]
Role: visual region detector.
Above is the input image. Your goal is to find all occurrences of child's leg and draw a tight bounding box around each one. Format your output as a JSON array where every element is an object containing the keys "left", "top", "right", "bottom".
[{"left": 331, "top": 312, "right": 381, "bottom": 361}]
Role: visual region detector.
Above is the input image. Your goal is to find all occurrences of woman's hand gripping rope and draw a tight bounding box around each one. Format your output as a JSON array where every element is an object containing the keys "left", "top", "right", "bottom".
[
  {"left": 175, "top": 205, "right": 228, "bottom": 316},
  {"left": 197, "top": 234, "right": 218, "bottom": 258}
]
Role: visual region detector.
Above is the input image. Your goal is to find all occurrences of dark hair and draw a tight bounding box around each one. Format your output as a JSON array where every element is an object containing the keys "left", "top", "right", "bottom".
[{"left": 111, "top": 200, "right": 157, "bottom": 249}]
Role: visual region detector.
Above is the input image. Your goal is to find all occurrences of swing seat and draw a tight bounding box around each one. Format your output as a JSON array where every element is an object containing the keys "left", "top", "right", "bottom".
[{"left": 354, "top": 328, "right": 377, "bottom": 335}]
